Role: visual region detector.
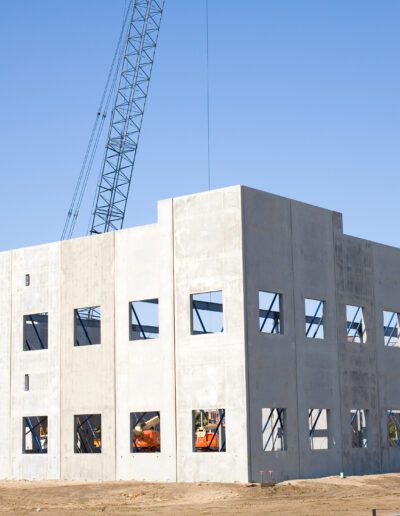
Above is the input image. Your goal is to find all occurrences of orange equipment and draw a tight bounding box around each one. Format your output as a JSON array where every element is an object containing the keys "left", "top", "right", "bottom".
[
  {"left": 194, "top": 425, "right": 219, "bottom": 451},
  {"left": 194, "top": 410, "right": 223, "bottom": 451},
  {"left": 133, "top": 415, "right": 160, "bottom": 452},
  {"left": 133, "top": 430, "right": 160, "bottom": 450},
  {"left": 93, "top": 426, "right": 101, "bottom": 449}
]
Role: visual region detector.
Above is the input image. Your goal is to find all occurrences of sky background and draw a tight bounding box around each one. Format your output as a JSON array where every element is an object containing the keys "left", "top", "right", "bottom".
[{"left": 0, "top": 0, "right": 399, "bottom": 251}]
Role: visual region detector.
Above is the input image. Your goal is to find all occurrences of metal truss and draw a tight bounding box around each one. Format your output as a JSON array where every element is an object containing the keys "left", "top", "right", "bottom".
[
  {"left": 192, "top": 298, "right": 224, "bottom": 334},
  {"left": 306, "top": 301, "right": 324, "bottom": 338},
  {"left": 75, "top": 415, "right": 101, "bottom": 453},
  {"left": 24, "top": 313, "right": 48, "bottom": 351},
  {"left": 346, "top": 306, "right": 366, "bottom": 343},
  {"left": 75, "top": 307, "right": 101, "bottom": 346},
  {"left": 24, "top": 416, "right": 47, "bottom": 454},
  {"left": 259, "top": 293, "right": 280, "bottom": 333},
  {"left": 384, "top": 312, "right": 399, "bottom": 346},
  {"left": 262, "top": 408, "right": 285, "bottom": 452},
  {"left": 308, "top": 409, "right": 329, "bottom": 449},
  {"left": 89, "top": 0, "right": 165, "bottom": 234},
  {"left": 130, "top": 299, "right": 159, "bottom": 339}
]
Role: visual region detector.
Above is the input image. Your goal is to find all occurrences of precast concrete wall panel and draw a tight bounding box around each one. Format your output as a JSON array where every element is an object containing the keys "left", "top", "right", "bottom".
[
  {"left": 290, "top": 201, "right": 343, "bottom": 479},
  {"left": 60, "top": 233, "right": 115, "bottom": 481},
  {"left": 10, "top": 243, "right": 61, "bottom": 480},
  {"left": 371, "top": 243, "right": 400, "bottom": 473},
  {"left": 334, "top": 235, "right": 381, "bottom": 476},
  {"left": 115, "top": 199, "right": 176, "bottom": 481},
  {"left": 242, "top": 188, "right": 300, "bottom": 482},
  {"left": 173, "top": 187, "right": 249, "bottom": 483}
]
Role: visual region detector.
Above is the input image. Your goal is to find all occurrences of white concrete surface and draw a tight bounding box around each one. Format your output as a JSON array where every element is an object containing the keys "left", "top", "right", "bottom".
[{"left": 0, "top": 185, "right": 399, "bottom": 482}]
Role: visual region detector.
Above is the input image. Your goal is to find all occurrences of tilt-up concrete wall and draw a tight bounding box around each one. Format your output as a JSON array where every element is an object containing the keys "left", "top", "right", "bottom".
[{"left": 1, "top": 185, "right": 400, "bottom": 483}]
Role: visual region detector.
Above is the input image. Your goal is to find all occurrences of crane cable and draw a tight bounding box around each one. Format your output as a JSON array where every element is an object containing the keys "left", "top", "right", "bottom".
[
  {"left": 61, "top": 2, "right": 132, "bottom": 240},
  {"left": 206, "top": 0, "right": 211, "bottom": 190}
]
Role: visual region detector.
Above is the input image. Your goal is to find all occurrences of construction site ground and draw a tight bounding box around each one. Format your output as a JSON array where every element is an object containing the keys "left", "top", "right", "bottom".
[{"left": 0, "top": 473, "right": 399, "bottom": 515}]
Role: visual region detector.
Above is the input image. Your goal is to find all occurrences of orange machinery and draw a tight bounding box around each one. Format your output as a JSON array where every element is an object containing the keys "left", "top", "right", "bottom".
[
  {"left": 194, "top": 424, "right": 219, "bottom": 451},
  {"left": 194, "top": 410, "right": 223, "bottom": 451},
  {"left": 133, "top": 415, "right": 160, "bottom": 451}
]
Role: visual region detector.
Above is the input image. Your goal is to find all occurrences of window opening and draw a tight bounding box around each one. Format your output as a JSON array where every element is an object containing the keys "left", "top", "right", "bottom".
[
  {"left": 24, "top": 374, "right": 29, "bottom": 391},
  {"left": 388, "top": 410, "right": 400, "bottom": 447},
  {"left": 309, "top": 409, "right": 329, "bottom": 449},
  {"left": 74, "top": 414, "right": 101, "bottom": 453},
  {"left": 305, "top": 299, "right": 324, "bottom": 339},
  {"left": 74, "top": 307, "right": 101, "bottom": 346},
  {"left": 262, "top": 408, "right": 286, "bottom": 451},
  {"left": 351, "top": 409, "right": 368, "bottom": 448},
  {"left": 130, "top": 411, "right": 161, "bottom": 452},
  {"left": 25, "top": 274, "right": 30, "bottom": 286},
  {"left": 129, "top": 299, "right": 159, "bottom": 340},
  {"left": 22, "top": 416, "right": 48, "bottom": 454},
  {"left": 191, "top": 291, "right": 223, "bottom": 334},
  {"left": 23, "top": 313, "right": 48, "bottom": 351},
  {"left": 192, "top": 409, "right": 226, "bottom": 452},
  {"left": 383, "top": 311, "right": 400, "bottom": 347},
  {"left": 346, "top": 305, "right": 366, "bottom": 343},
  {"left": 259, "top": 291, "right": 282, "bottom": 334}
]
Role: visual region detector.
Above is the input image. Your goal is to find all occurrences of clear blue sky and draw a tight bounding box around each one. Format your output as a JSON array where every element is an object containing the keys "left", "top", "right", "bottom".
[{"left": 0, "top": 1, "right": 399, "bottom": 251}]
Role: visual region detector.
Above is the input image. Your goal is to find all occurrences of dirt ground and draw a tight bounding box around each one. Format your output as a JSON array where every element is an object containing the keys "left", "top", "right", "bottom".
[{"left": 0, "top": 473, "right": 399, "bottom": 515}]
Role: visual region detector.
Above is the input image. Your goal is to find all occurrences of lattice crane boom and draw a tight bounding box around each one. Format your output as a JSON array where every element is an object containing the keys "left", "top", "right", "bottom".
[
  {"left": 90, "top": 0, "right": 164, "bottom": 234},
  {"left": 61, "top": 0, "right": 164, "bottom": 240}
]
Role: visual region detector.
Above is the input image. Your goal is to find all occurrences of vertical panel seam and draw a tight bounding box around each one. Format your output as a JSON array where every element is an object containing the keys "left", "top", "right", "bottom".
[
  {"left": 240, "top": 187, "right": 251, "bottom": 482},
  {"left": 331, "top": 214, "right": 345, "bottom": 474},
  {"left": 289, "top": 201, "right": 301, "bottom": 478}
]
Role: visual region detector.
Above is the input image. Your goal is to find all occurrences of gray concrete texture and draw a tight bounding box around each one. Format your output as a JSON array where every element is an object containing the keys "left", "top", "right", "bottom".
[{"left": 0, "top": 185, "right": 399, "bottom": 482}]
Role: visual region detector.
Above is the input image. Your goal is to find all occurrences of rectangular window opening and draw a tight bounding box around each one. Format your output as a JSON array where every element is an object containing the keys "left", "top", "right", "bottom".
[
  {"left": 22, "top": 416, "right": 47, "bottom": 454},
  {"left": 23, "top": 313, "right": 48, "bottom": 351},
  {"left": 74, "top": 414, "right": 101, "bottom": 453},
  {"left": 346, "top": 305, "right": 367, "bottom": 343},
  {"left": 388, "top": 410, "right": 400, "bottom": 447},
  {"left": 262, "top": 408, "right": 286, "bottom": 451},
  {"left": 25, "top": 274, "right": 30, "bottom": 286},
  {"left": 305, "top": 299, "right": 324, "bottom": 339},
  {"left": 130, "top": 411, "right": 161, "bottom": 453},
  {"left": 74, "top": 307, "right": 101, "bottom": 346},
  {"left": 383, "top": 311, "right": 400, "bottom": 348},
  {"left": 192, "top": 409, "right": 226, "bottom": 452},
  {"left": 351, "top": 409, "right": 368, "bottom": 448},
  {"left": 191, "top": 291, "right": 223, "bottom": 335},
  {"left": 24, "top": 374, "right": 29, "bottom": 391},
  {"left": 259, "top": 291, "right": 282, "bottom": 334},
  {"left": 309, "top": 408, "right": 330, "bottom": 450},
  {"left": 129, "top": 299, "right": 159, "bottom": 340}
]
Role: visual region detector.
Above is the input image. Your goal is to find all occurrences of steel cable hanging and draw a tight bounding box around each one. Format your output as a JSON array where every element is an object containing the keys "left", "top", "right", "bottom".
[
  {"left": 206, "top": 0, "right": 211, "bottom": 190},
  {"left": 61, "top": 3, "right": 132, "bottom": 240},
  {"left": 68, "top": 38, "right": 128, "bottom": 238}
]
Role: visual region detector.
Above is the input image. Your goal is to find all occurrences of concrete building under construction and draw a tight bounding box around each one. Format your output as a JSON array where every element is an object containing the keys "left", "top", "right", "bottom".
[{"left": 1, "top": 185, "right": 400, "bottom": 483}]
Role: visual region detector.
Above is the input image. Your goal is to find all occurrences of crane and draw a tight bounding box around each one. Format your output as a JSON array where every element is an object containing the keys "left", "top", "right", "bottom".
[{"left": 62, "top": 0, "right": 165, "bottom": 240}]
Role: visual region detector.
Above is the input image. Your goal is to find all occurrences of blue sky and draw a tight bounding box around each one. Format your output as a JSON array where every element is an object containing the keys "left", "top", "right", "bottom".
[{"left": 0, "top": 1, "right": 399, "bottom": 251}]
